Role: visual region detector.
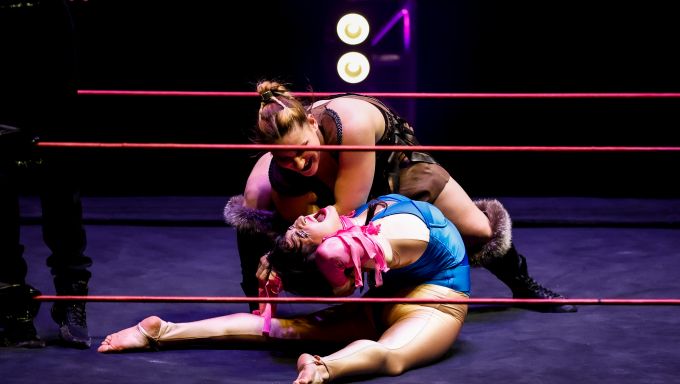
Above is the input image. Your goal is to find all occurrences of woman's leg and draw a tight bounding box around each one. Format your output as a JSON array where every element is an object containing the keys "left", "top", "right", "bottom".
[
  {"left": 232, "top": 153, "right": 277, "bottom": 311},
  {"left": 99, "top": 303, "right": 379, "bottom": 353},
  {"left": 295, "top": 286, "right": 467, "bottom": 383},
  {"left": 436, "top": 179, "right": 576, "bottom": 313},
  {"left": 98, "top": 313, "right": 268, "bottom": 352},
  {"left": 434, "top": 177, "right": 493, "bottom": 246},
  {"left": 397, "top": 162, "right": 492, "bottom": 247}
]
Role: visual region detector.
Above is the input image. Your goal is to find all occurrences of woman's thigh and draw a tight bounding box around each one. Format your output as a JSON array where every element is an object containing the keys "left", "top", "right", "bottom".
[
  {"left": 274, "top": 303, "right": 379, "bottom": 343},
  {"left": 377, "top": 285, "right": 467, "bottom": 369},
  {"left": 434, "top": 177, "right": 493, "bottom": 244}
]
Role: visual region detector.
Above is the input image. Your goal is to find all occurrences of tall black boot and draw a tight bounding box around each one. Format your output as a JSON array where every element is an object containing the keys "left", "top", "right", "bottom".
[
  {"left": 0, "top": 282, "right": 45, "bottom": 348},
  {"left": 224, "top": 195, "right": 280, "bottom": 312},
  {"left": 485, "top": 244, "right": 577, "bottom": 313},
  {"left": 51, "top": 278, "right": 90, "bottom": 348},
  {"left": 236, "top": 229, "right": 276, "bottom": 312}
]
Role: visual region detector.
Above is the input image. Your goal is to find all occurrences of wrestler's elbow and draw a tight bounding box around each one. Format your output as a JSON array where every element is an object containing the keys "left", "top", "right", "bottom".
[{"left": 243, "top": 182, "right": 271, "bottom": 209}]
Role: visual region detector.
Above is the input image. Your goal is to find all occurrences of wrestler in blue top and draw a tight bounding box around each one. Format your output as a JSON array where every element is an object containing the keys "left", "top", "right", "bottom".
[
  {"left": 99, "top": 194, "right": 470, "bottom": 384},
  {"left": 349, "top": 194, "right": 470, "bottom": 295}
]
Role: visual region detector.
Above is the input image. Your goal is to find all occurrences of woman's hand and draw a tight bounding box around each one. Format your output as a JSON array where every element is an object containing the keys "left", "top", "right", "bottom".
[{"left": 254, "top": 254, "right": 281, "bottom": 316}]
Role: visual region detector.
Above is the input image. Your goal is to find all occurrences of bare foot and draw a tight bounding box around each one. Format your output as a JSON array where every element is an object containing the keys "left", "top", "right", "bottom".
[
  {"left": 97, "top": 316, "right": 163, "bottom": 353},
  {"left": 294, "top": 353, "right": 329, "bottom": 384}
]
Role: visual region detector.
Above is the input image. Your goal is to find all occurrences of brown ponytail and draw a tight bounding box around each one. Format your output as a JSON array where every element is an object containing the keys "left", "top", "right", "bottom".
[{"left": 252, "top": 80, "right": 308, "bottom": 144}]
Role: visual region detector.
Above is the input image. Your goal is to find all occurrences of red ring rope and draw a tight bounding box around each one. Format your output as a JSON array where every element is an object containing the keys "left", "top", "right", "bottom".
[
  {"left": 51, "top": 91, "right": 678, "bottom": 308},
  {"left": 45, "top": 92, "right": 677, "bottom": 306},
  {"left": 40, "top": 92, "right": 679, "bottom": 307},
  {"left": 34, "top": 295, "right": 680, "bottom": 306},
  {"left": 77, "top": 90, "right": 680, "bottom": 99},
  {"left": 36, "top": 142, "right": 680, "bottom": 152}
]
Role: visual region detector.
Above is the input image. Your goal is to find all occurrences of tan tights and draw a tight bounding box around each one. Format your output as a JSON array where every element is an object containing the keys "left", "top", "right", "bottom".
[
  {"left": 318, "top": 284, "right": 467, "bottom": 380},
  {"left": 137, "top": 284, "right": 467, "bottom": 382}
]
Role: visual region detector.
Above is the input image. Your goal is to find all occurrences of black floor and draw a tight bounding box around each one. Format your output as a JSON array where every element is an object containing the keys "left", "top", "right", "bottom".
[{"left": 3, "top": 196, "right": 680, "bottom": 384}]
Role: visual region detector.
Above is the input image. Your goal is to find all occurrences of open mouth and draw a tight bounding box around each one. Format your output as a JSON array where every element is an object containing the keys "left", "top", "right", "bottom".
[{"left": 314, "top": 208, "right": 327, "bottom": 222}]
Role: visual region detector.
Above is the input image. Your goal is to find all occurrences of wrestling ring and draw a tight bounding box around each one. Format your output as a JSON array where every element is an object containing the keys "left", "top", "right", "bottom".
[{"left": 9, "top": 89, "right": 680, "bottom": 384}]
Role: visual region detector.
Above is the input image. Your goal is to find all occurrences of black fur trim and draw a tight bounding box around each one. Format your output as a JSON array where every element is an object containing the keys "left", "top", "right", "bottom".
[
  {"left": 469, "top": 199, "right": 513, "bottom": 267},
  {"left": 223, "top": 195, "right": 277, "bottom": 236}
]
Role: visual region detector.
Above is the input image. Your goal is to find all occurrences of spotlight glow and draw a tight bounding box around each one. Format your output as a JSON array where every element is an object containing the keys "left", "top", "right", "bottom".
[
  {"left": 337, "top": 13, "right": 369, "bottom": 45},
  {"left": 337, "top": 51, "right": 370, "bottom": 83}
]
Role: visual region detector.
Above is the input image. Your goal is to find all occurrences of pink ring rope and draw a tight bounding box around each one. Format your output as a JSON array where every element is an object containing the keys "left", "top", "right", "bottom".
[
  {"left": 42, "top": 91, "right": 677, "bottom": 307},
  {"left": 34, "top": 295, "right": 680, "bottom": 306},
  {"left": 77, "top": 90, "right": 680, "bottom": 99},
  {"left": 36, "top": 142, "right": 680, "bottom": 152},
  {"left": 63, "top": 90, "right": 680, "bottom": 151}
]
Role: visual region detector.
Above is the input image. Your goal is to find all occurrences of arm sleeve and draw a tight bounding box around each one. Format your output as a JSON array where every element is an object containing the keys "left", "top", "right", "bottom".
[{"left": 255, "top": 274, "right": 282, "bottom": 335}]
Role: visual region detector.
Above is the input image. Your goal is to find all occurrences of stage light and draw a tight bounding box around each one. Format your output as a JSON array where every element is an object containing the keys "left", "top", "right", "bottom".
[
  {"left": 337, "top": 13, "right": 370, "bottom": 45},
  {"left": 337, "top": 51, "right": 370, "bottom": 83}
]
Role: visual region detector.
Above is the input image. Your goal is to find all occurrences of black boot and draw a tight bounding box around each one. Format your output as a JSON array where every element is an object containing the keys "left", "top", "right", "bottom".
[
  {"left": 223, "top": 195, "right": 279, "bottom": 313},
  {"left": 51, "top": 279, "right": 90, "bottom": 348},
  {"left": 236, "top": 229, "right": 276, "bottom": 312},
  {"left": 485, "top": 244, "right": 577, "bottom": 313},
  {"left": 0, "top": 282, "right": 46, "bottom": 348}
]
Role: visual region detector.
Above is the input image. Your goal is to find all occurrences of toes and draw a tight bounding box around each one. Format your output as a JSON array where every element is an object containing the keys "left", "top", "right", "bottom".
[{"left": 97, "top": 335, "right": 115, "bottom": 353}]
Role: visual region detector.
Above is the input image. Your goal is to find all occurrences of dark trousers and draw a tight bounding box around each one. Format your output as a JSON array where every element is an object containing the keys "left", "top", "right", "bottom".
[
  {"left": 0, "top": 159, "right": 92, "bottom": 286},
  {"left": 0, "top": 0, "right": 90, "bottom": 285}
]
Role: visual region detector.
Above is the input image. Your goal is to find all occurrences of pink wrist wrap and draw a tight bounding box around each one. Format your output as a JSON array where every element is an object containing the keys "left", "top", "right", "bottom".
[{"left": 255, "top": 274, "right": 282, "bottom": 335}]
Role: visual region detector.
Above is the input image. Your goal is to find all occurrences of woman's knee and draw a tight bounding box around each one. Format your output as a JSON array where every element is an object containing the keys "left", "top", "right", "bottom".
[
  {"left": 383, "top": 351, "right": 408, "bottom": 376},
  {"left": 352, "top": 340, "right": 403, "bottom": 376}
]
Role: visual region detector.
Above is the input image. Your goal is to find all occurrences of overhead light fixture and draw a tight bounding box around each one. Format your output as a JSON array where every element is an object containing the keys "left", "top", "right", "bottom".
[
  {"left": 336, "top": 13, "right": 370, "bottom": 45},
  {"left": 337, "top": 51, "right": 370, "bottom": 83}
]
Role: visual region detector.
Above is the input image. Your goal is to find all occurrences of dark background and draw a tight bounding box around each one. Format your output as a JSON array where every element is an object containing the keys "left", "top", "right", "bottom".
[{"left": 47, "top": 0, "right": 680, "bottom": 197}]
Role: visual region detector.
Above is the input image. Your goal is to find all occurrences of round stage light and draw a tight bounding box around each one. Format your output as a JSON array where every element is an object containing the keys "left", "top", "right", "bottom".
[
  {"left": 337, "top": 51, "right": 370, "bottom": 84},
  {"left": 336, "top": 13, "right": 370, "bottom": 45}
]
